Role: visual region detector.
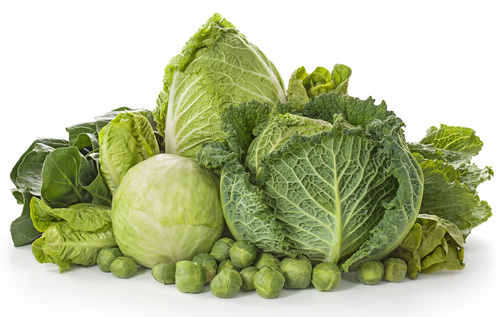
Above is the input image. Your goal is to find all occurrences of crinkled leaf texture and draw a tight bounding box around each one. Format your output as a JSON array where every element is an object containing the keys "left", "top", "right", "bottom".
[
  {"left": 99, "top": 111, "right": 160, "bottom": 195},
  {"left": 391, "top": 214, "right": 465, "bottom": 279},
  {"left": 408, "top": 124, "right": 493, "bottom": 236},
  {"left": 261, "top": 116, "right": 423, "bottom": 270},
  {"left": 199, "top": 93, "right": 424, "bottom": 272},
  {"left": 286, "top": 64, "right": 352, "bottom": 112},
  {"left": 153, "top": 13, "right": 286, "bottom": 161},
  {"left": 220, "top": 161, "right": 291, "bottom": 256},
  {"left": 30, "top": 200, "right": 115, "bottom": 272}
]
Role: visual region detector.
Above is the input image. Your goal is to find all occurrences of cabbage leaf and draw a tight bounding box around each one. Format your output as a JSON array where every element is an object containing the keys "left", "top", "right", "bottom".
[
  {"left": 408, "top": 124, "right": 493, "bottom": 236},
  {"left": 153, "top": 13, "right": 286, "bottom": 161}
]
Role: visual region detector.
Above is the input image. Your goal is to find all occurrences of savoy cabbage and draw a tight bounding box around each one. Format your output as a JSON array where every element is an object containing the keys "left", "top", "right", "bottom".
[{"left": 199, "top": 93, "right": 424, "bottom": 271}]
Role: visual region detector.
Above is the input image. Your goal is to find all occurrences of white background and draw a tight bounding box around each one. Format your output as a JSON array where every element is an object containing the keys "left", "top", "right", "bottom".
[{"left": 1, "top": 1, "right": 499, "bottom": 316}]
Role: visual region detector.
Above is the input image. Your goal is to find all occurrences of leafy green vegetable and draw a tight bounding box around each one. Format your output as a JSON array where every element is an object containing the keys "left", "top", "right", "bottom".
[
  {"left": 200, "top": 94, "right": 423, "bottom": 271},
  {"left": 391, "top": 214, "right": 465, "bottom": 278},
  {"left": 12, "top": 140, "right": 69, "bottom": 197},
  {"left": 10, "top": 189, "right": 40, "bottom": 247},
  {"left": 287, "top": 64, "right": 352, "bottom": 111},
  {"left": 30, "top": 200, "right": 116, "bottom": 272},
  {"left": 111, "top": 154, "right": 224, "bottom": 268},
  {"left": 152, "top": 13, "right": 286, "bottom": 161},
  {"left": 99, "top": 111, "right": 160, "bottom": 194},
  {"left": 9, "top": 108, "right": 149, "bottom": 246},
  {"left": 40, "top": 147, "right": 95, "bottom": 207},
  {"left": 409, "top": 124, "right": 493, "bottom": 236}
]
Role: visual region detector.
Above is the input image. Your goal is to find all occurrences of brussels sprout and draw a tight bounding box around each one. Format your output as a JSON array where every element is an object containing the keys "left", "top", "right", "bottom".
[
  {"left": 210, "top": 238, "right": 235, "bottom": 262},
  {"left": 280, "top": 256, "right": 312, "bottom": 289},
  {"left": 151, "top": 261, "right": 176, "bottom": 284},
  {"left": 218, "top": 259, "right": 240, "bottom": 273},
  {"left": 192, "top": 253, "right": 218, "bottom": 283},
  {"left": 383, "top": 258, "right": 407, "bottom": 282},
  {"left": 175, "top": 261, "right": 206, "bottom": 293},
  {"left": 240, "top": 266, "right": 259, "bottom": 291},
  {"left": 357, "top": 260, "right": 384, "bottom": 285},
  {"left": 210, "top": 269, "right": 243, "bottom": 298},
  {"left": 97, "top": 247, "right": 122, "bottom": 272},
  {"left": 253, "top": 253, "right": 280, "bottom": 270},
  {"left": 311, "top": 262, "right": 341, "bottom": 291},
  {"left": 253, "top": 267, "right": 285, "bottom": 299},
  {"left": 110, "top": 257, "right": 137, "bottom": 279},
  {"left": 229, "top": 240, "right": 257, "bottom": 268}
]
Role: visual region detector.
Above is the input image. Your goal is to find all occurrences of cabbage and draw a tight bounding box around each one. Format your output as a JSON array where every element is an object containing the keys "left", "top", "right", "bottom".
[
  {"left": 152, "top": 13, "right": 286, "bottom": 161},
  {"left": 111, "top": 154, "right": 224, "bottom": 268},
  {"left": 198, "top": 93, "right": 424, "bottom": 271}
]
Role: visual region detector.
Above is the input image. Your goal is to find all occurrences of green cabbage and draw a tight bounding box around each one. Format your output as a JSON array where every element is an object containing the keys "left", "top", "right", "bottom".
[
  {"left": 111, "top": 154, "right": 224, "bottom": 268},
  {"left": 199, "top": 93, "right": 424, "bottom": 271},
  {"left": 153, "top": 13, "right": 286, "bottom": 161}
]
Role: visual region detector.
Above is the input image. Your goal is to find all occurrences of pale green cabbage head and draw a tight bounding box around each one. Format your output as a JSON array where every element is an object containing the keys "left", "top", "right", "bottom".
[
  {"left": 153, "top": 13, "right": 286, "bottom": 161},
  {"left": 111, "top": 154, "right": 224, "bottom": 268}
]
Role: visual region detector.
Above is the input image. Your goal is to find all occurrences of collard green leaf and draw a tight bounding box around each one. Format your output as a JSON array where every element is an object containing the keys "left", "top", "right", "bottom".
[
  {"left": 81, "top": 153, "right": 112, "bottom": 206},
  {"left": 152, "top": 13, "right": 286, "bottom": 160},
  {"left": 40, "top": 147, "right": 93, "bottom": 207},
  {"left": 66, "top": 121, "right": 100, "bottom": 152},
  {"left": 99, "top": 112, "right": 160, "bottom": 195},
  {"left": 11, "top": 139, "right": 69, "bottom": 193},
  {"left": 15, "top": 143, "right": 57, "bottom": 197},
  {"left": 10, "top": 189, "right": 41, "bottom": 247}
]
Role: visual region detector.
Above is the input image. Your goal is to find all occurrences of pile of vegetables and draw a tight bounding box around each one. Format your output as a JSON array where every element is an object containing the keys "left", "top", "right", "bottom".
[{"left": 9, "top": 13, "right": 493, "bottom": 298}]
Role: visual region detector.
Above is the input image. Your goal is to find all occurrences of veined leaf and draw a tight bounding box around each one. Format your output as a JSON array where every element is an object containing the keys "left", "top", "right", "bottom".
[{"left": 153, "top": 13, "right": 286, "bottom": 161}]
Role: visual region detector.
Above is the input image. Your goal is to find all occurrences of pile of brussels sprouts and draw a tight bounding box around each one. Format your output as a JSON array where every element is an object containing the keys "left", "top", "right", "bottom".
[{"left": 96, "top": 238, "right": 408, "bottom": 298}]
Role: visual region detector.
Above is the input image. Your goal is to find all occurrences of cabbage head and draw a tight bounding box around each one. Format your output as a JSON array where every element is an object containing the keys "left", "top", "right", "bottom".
[
  {"left": 111, "top": 154, "right": 224, "bottom": 268},
  {"left": 198, "top": 94, "right": 424, "bottom": 272},
  {"left": 153, "top": 13, "right": 286, "bottom": 161}
]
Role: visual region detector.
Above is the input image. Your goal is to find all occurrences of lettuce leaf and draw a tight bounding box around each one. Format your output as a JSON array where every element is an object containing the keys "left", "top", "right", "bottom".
[
  {"left": 99, "top": 111, "right": 160, "bottom": 195},
  {"left": 409, "top": 124, "right": 493, "bottom": 236},
  {"left": 30, "top": 199, "right": 115, "bottom": 272}
]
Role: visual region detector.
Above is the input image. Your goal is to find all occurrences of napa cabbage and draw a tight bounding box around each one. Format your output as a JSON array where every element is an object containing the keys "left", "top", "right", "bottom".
[{"left": 152, "top": 13, "right": 286, "bottom": 161}]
